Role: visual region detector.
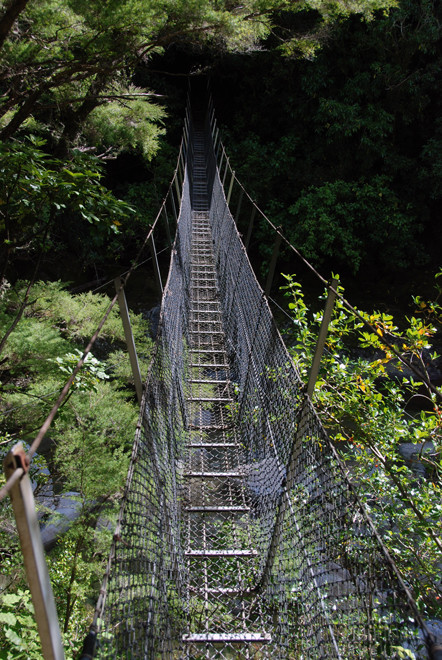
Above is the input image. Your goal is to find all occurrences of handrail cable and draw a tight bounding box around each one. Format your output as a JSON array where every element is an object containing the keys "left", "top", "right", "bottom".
[{"left": 222, "top": 163, "right": 442, "bottom": 403}]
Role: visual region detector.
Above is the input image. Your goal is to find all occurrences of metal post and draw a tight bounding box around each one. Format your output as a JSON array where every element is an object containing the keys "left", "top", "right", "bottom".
[
  {"left": 213, "top": 127, "right": 219, "bottom": 153},
  {"left": 148, "top": 233, "right": 164, "bottom": 299},
  {"left": 226, "top": 170, "right": 235, "bottom": 207},
  {"left": 114, "top": 278, "right": 143, "bottom": 404},
  {"left": 235, "top": 188, "right": 244, "bottom": 224},
  {"left": 3, "top": 443, "right": 65, "bottom": 660},
  {"left": 218, "top": 147, "right": 225, "bottom": 172},
  {"left": 222, "top": 157, "right": 229, "bottom": 187},
  {"left": 306, "top": 277, "right": 340, "bottom": 398},
  {"left": 183, "top": 118, "right": 189, "bottom": 151},
  {"left": 170, "top": 186, "right": 178, "bottom": 224},
  {"left": 178, "top": 144, "right": 185, "bottom": 187},
  {"left": 163, "top": 206, "right": 172, "bottom": 247},
  {"left": 244, "top": 206, "right": 256, "bottom": 251},
  {"left": 265, "top": 230, "right": 282, "bottom": 297},
  {"left": 174, "top": 173, "right": 181, "bottom": 205}
]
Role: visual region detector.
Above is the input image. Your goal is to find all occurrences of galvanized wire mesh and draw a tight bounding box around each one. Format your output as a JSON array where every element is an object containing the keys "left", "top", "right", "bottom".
[{"left": 95, "top": 102, "right": 432, "bottom": 659}]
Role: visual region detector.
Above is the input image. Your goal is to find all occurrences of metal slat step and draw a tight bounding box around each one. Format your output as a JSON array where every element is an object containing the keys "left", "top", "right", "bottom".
[
  {"left": 185, "top": 506, "right": 250, "bottom": 513},
  {"left": 188, "top": 443, "right": 237, "bottom": 448},
  {"left": 189, "top": 329, "right": 223, "bottom": 334},
  {"left": 186, "top": 397, "right": 232, "bottom": 403},
  {"left": 184, "top": 472, "right": 243, "bottom": 478},
  {"left": 185, "top": 549, "right": 258, "bottom": 557},
  {"left": 188, "top": 379, "right": 229, "bottom": 384},
  {"left": 188, "top": 424, "right": 233, "bottom": 430},
  {"left": 189, "top": 349, "right": 226, "bottom": 354},
  {"left": 183, "top": 633, "right": 271, "bottom": 644},
  {"left": 189, "top": 587, "right": 253, "bottom": 596},
  {"left": 188, "top": 363, "right": 228, "bottom": 368}
]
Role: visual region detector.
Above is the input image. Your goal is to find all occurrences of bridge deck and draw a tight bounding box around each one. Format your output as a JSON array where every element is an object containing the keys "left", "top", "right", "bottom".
[{"left": 182, "top": 127, "right": 274, "bottom": 658}]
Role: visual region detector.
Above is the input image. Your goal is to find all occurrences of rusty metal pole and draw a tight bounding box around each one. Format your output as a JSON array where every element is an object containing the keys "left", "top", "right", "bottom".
[
  {"left": 170, "top": 186, "right": 178, "bottom": 224},
  {"left": 3, "top": 444, "right": 65, "bottom": 660},
  {"left": 222, "top": 157, "right": 229, "bottom": 187},
  {"left": 162, "top": 206, "right": 172, "bottom": 247}
]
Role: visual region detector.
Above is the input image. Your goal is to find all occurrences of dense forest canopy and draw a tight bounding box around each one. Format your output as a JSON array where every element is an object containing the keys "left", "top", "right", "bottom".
[{"left": 0, "top": 0, "right": 441, "bottom": 657}]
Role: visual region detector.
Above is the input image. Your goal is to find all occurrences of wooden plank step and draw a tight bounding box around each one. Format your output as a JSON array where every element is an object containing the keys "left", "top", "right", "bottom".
[{"left": 182, "top": 633, "right": 271, "bottom": 644}]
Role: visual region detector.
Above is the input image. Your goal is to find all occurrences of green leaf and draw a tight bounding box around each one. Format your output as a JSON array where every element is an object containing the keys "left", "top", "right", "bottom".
[
  {"left": 0, "top": 612, "right": 17, "bottom": 626},
  {"left": 4, "top": 627, "right": 23, "bottom": 647},
  {"left": 1, "top": 594, "right": 22, "bottom": 606}
]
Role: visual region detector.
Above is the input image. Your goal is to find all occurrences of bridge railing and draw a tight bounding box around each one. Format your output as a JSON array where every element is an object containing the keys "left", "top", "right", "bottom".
[{"left": 203, "top": 101, "right": 436, "bottom": 659}]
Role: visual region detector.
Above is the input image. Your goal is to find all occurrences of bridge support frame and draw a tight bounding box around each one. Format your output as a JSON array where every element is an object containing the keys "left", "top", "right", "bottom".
[
  {"left": 265, "top": 230, "right": 282, "bottom": 297},
  {"left": 306, "top": 277, "right": 340, "bottom": 397},
  {"left": 244, "top": 206, "right": 256, "bottom": 252},
  {"left": 115, "top": 278, "right": 143, "bottom": 404},
  {"left": 3, "top": 444, "right": 65, "bottom": 660}
]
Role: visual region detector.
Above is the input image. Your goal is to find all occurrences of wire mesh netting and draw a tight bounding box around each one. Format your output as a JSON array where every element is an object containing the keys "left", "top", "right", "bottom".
[{"left": 95, "top": 100, "right": 433, "bottom": 659}]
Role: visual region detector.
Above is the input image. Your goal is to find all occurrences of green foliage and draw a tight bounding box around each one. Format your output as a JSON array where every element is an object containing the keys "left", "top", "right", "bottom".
[
  {"left": 0, "top": 279, "right": 153, "bottom": 656},
  {"left": 217, "top": 0, "right": 442, "bottom": 276},
  {"left": 0, "top": 140, "right": 135, "bottom": 274},
  {"left": 0, "top": 590, "right": 41, "bottom": 659},
  {"left": 279, "top": 0, "right": 397, "bottom": 57},
  {"left": 53, "top": 381, "right": 135, "bottom": 500},
  {"left": 53, "top": 351, "right": 109, "bottom": 392},
  {"left": 0, "top": 280, "right": 153, "bottom": 431},
  {"left": 282, "top": 272, "right": 442, "bottom": 614},
  {"left": 288, "top": 176, "right": 419, "bottom": 272},
  {"left": 83, "top": 86, "right": 166, "bottom": 160}
]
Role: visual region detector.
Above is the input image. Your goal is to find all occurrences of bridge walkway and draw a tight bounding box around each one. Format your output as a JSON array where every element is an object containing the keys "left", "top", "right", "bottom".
[{"left": 182, "top": 122, "right": 274, "bottom": 657}]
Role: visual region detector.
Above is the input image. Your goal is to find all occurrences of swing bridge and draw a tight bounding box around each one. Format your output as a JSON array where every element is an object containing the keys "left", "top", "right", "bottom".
[{"left": 80, "top": 94, "right": 442, "bottom": 660}]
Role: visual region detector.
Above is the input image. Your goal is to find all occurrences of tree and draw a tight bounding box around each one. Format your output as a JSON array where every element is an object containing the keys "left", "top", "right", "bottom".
[
  {"left": 282, "top": 272, "right": 442, "bottom": 615},
  {"left": 214, "top": 0, "right": 442, "bottom": 278},
  {"left": 0, "top": 281, "right": 153, "bottom": 657}
]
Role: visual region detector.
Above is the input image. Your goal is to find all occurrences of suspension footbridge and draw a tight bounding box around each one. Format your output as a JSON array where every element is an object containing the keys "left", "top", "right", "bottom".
[{"left": 82, "top": 94, "right": 440, "bottom": 660}]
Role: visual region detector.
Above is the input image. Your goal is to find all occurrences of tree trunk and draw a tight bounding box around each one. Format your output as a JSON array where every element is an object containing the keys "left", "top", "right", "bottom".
[
  {"left": 55, "top": 72, "right": 111, "bottom": 156},
  {"left": 0, "top": 0, "right": 31, "bottom": 50}
]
